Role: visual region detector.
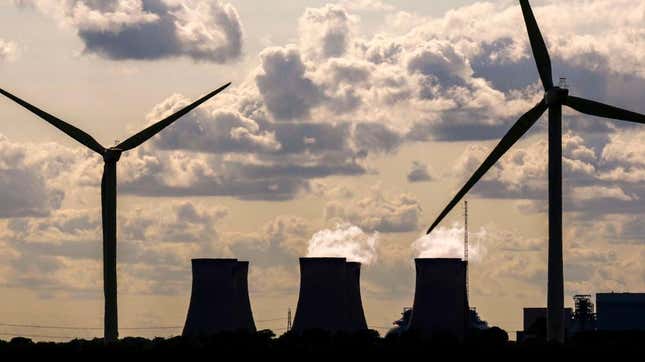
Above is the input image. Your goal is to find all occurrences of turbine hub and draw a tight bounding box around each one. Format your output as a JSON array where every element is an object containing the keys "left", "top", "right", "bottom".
[
  {"left": 545, "top": 87, "right": 569, "bottom": 106},
  {"left": 103, "top": 148, "right": 123, "bottom": 162}
]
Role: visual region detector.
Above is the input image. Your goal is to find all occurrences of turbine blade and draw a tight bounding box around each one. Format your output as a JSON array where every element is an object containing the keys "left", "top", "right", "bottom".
[
  {"left": 117, "top": 82, "right": 231, "bottom": 151},
  {"left": 0, "top": 88, "right": 105, "bottom": 154},
  {"left": 426, "top": 100, "right": 547, "bottom": 235},
  {"left": 565, "top": 96, "right": 645, "bottom": 124},
  {"left": 520, "top": 0, "right": 554, "bottom": 90}
]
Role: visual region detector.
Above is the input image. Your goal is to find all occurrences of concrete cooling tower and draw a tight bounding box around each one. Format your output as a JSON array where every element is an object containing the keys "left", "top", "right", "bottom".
[
  {"left": 182, "top": 258, "right": 256, "bottom": 336},
  {"left": 233, "top": 261, "right": 256, "bottom": 331},
  {"left": 408, "top": 258, "right": 468, "bottom": 340},
  {"left": 346, "top": 261, "right": 368, "bottom": 331},
  {"left": 292, "top": 257, "right": 368, "bottom": 333}
]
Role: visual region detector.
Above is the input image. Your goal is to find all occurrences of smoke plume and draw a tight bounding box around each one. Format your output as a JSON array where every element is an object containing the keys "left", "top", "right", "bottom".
[
  {"left": 306, "top": 223, "right": 379, "bottom": 265},
  {"left": 412, "top": 223, "right": 486, "bottom": 261}
]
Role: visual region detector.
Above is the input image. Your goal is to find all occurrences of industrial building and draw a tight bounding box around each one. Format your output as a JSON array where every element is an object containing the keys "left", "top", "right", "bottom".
[
  {"left": 597, "top": 293, "right": 645, "bottom": 331},
  {"left": 183, "top": 258, "right": 256, "bottom": 336},
  {"left": 291, "top": 257, "right": 368, "bottom": 333},
  {"left": 407, "top": 258, "right": 469, "bottom": 340},
  {"left": 517, "top": 293, "right": 645, "bottom": 341},
  {"left": 516, "top": 307, "right": 573, "bottom": 342}
]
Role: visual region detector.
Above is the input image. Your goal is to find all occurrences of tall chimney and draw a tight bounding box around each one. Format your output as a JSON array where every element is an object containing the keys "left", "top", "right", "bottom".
[
  {"left": 408, "top": 258, "right": 468, "bottom": 340},
  {"left": 292, "top": 257, "right": 348, "bottom": 333},
  {"left": 345, "top": 261, "right": 368, "bottom": 331},
  {"left": 183, "top": 258, "right": 256, "bottom": 336}
]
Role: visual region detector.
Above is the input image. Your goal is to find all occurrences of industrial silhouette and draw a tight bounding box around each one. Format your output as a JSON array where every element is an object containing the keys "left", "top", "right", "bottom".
[
  {"left": 408, "top": 259, "right": 468, "bottom": 340},
  {"left": 183, "top": 259, "right": 256, "bottom": 336},
  {"left": 425, "top": 0, "right": 645, "bottom": 343},
  {"left": 0, "top": 83, "right": 231, "bottom": 342},
  {"left": 345, "top": 262, "right": 369, "bottom": 331},
  {"left": 291, "top": 257, "right": 368, "bottom": 333}
]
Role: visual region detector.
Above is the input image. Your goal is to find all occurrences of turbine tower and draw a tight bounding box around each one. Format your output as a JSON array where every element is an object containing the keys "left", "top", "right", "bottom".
[
  {"left": 0, "top": 82, "right": 231, "bottom": 342},
  {"left": 426, "top": 0, "right": 645, "bottom": 343}
]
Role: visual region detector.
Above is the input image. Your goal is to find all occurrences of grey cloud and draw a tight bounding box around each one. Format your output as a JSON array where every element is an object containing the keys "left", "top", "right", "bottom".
[
  {"left": 0, "top": 136, "right": 72, "bottom": 218},
  {"left": 256, "top": 46, "right": 323, "bottom": 121},
  {"left": 354, "top": 122, "right": 402, "bottom": 154},
  {"left": 325, "top": 190, "right": 422, "bottom": 233},
  {"left": 299, "top": 5, "right": 355, "bottom": 59},
  {"left": 407, "top": 161, "right": 432, "bottom": 183},
  {"left": 21, "top": 0, "right": 244, "bottom": 62}
]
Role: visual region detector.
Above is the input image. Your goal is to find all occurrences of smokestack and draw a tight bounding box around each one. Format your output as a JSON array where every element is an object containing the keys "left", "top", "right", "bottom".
[
  {"left": 292, "top": 257, "right": 349, "bottom": 333},
  {"left": 345, "top": 262, "right": 368, "bottom": 331},
  {"left": 408, "top": 258, "right": 468, "bottom": 340},
  {"left": 183, "top": 258, "right": 256, "bottom": 336}
]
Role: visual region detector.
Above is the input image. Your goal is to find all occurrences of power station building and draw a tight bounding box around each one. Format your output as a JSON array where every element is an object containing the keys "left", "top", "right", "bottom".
[
  {"left": 517, "top": 292, "right": 645, "bottom": 341},
  {"left": 597, "top": 293, "right": 645, "bottom": 331},
  {"left": 291, "top": 257, "right": 368, "bottom": 333},
  {"left": 183, "top": 258, "right": 256, "bottom": 336},
  {"left": 516, "top": 307, "right": 573, "bottom": 342},
  {"left": 407, "top": 258, "right": 469, "bottom": 340}
]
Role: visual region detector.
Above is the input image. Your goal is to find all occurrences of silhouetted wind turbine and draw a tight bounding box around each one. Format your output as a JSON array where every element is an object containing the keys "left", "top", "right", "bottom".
[
  {"left": 0, "top": 82, "right": 231, "bottom": 342},
  {"left": 425, "top": 0, "right": 645, "bottom": 343}
]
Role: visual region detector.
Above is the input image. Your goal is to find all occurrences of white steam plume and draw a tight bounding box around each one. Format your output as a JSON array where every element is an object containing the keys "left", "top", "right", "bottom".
[
  {"left": 412, "top": 223, "right": 486, "bottom": 261},
  {"left": 306, "top": 223, "right": 379, "bottom": 265}
]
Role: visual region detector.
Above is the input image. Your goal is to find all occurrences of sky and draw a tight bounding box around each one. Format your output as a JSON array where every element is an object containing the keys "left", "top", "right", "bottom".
[{"left": 0, "top": 0, "right": 644, "bottom": 340}]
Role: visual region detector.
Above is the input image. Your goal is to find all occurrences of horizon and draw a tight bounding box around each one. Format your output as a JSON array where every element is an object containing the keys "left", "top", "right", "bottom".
[{"left": 0, "top": 0, "right": 644, "bottom": 341}]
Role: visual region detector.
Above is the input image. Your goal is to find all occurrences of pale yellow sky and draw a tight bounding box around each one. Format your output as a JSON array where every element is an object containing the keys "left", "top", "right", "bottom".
[{"left": 0, "top": 0, "right": 643, "bottom": 341}]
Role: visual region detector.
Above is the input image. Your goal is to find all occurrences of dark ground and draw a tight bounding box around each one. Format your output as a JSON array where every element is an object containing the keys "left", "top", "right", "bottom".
[{"left": 1, "top": 329, "right": 642, "bottom": 359}]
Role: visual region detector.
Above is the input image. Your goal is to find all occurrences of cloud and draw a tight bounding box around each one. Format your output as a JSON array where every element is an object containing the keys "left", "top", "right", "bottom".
[
  {"left": 334, "top": 0, "right": 394, "bottom": 12},
  {"left": 0, "top": 201, "right": 229, "bottom": 296},
  {"left": 0, "top": 135, "right": 81, "bottom": 218},
  {"left": 325, "top": 188, "right": 422, "bottom": 233},
  {"left": 255, "top": 46, "right": 323, "bottom": 121},
  {"left": 407, "top": 161, "right": 432, "bottom": 183},
  {"left": 14, "top": 0, "right": 243, "bottom": 62},
  {"left": 0, "top": 39, "right": 18, "bottom": 61},
  {"left": 299, "top": 5, "right": 357, "bottom": 60},
  {"left": 571, "top": 186, "right": 637, "bottom": 202},
  {"left": 145, "top": 94, "right": 281, "bottom": 153}
]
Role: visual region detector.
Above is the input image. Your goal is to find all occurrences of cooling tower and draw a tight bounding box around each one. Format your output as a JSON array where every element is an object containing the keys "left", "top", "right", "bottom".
[
  {"left": 292, "top": 257, "right": 349, "bottom": 333},
  {"left": 182, "top": 258, "right": 256, "bottom": 336},
  {"left": 407, "top": 258, "right": 468, "bottom": 340},
  {"left": 233, "top": 261, "right": 256, "bottom": 332},
  {"left": 345, "top": 261, "right": 368, "bottom": 331}
]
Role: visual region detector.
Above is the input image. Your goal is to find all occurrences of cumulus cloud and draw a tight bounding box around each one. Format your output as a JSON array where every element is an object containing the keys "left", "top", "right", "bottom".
[
  {"left": 451, "top": 132, "right": 597, "bottom": 199},
  {"left": 0, "top": 135, "right": 81, "bottom": 218},
  {"left": 255, "top": 46, "right": 323, "bottom": 121},
  {"left": 0, "top": 201, "right": 229, "bottom": 295},
  {"left": 325, "top": 188, "right": 422, "bottom": 233},
  {"left": 14, "top": 0, "right": 243, "bottom": 62},
  {"left": 407, "top": 161, "right": 432, "bottom": 183},
  {"left": 299, "top": 5, "right": 357, "bottom": 60}
]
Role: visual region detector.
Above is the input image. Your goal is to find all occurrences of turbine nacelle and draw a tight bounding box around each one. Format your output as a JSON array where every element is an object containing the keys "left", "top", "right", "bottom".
[
  {"left": 545, "top": 87, "right": 569, "bottom": 106},
  {"left": 103, "top": 148, "right": 123, "bottom": 163}
]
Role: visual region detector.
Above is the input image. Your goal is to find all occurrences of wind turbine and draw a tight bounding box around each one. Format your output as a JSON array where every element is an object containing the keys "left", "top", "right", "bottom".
[
  {"left": 425, "top": 0, "right": 645, "bottom": 343},
  {"left": 0, "top": 82, "right": 231, "bottom": 342}
]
